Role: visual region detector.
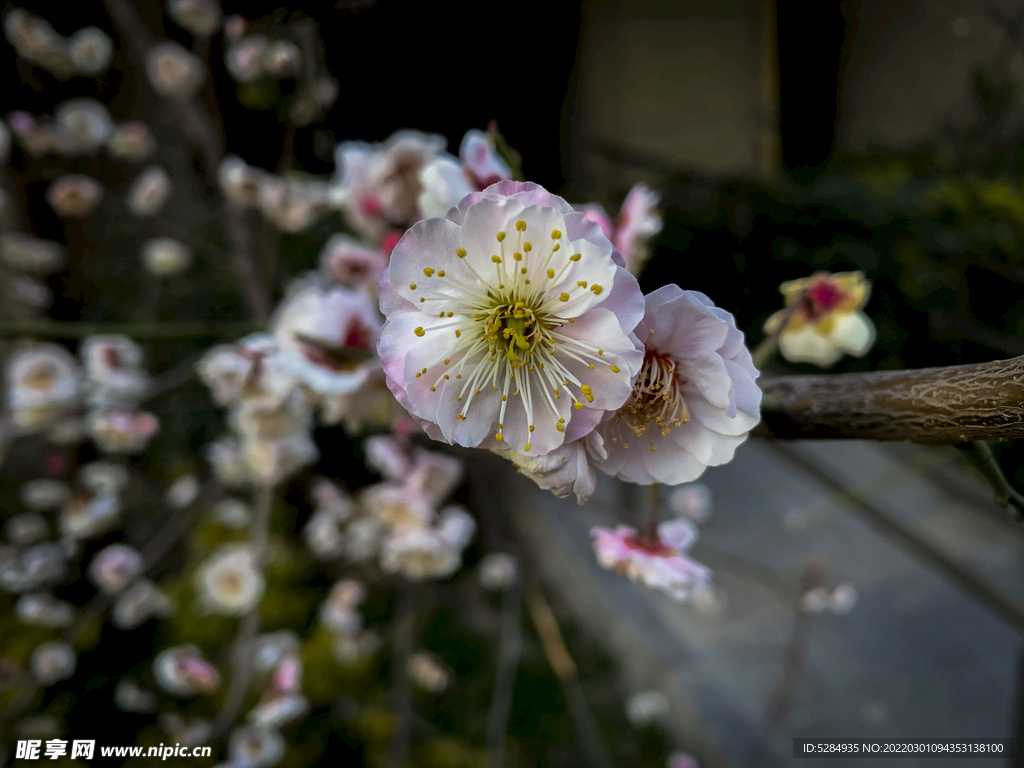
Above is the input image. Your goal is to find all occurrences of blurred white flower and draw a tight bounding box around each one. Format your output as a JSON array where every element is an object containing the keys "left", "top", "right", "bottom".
[
  {"left": 801, "top": 586, "right": 831, "bottom": 613},
  {"left": 303, "top": 508, "right": 346, "bottom": 559},
  {"left": 167, "top": 0, "right": 222, "bottom": 37},
  {"left": 668, "top": 483, "right": 713, "bottom": 523},
  {"left": 16, "top": 593, "right": 74, "bottom": 628},
  {"left": 310, "top": 477, "right": 353, "bottom": 520},
  {"left": 154, "top": 645, "right": 220, "bottom": 696},
  {"left": 68, "top": 27, "right": 113, "bottom": 76},
  {"left": 363, "top": 436, "right": 411, "bottom": 482},
  {"left": 106, "top": 121, "right": 156, "bottom": 162},
  {"left": 319, "top": 234, "right": 388, "bottom": 290},
  {"left": 626, "top": 690, "right": 669, "bottom": 727},
  {"left": 204, "top": 436, "right": 252, "bottom": 488},
  {"left": 6, "top": 276, "right": 53, "bottom": 311},
  {"left": 362, "top": 483, "right": 432, "bottom": 531},
  {"left": 88, "top": 543, "right": 143, "bottom": 594},
  {"left": 111, "top": 578, "right": 174, "bottom": 629},
  {"left": 478, "top": 553, "right": 519, "bottom": 592},
  {"left": 332, "top": 629, "right": 381, "bottom": 665},
  {"left": 258, "top": 176, "right": 331, "bottom": 232},
  {"left": 159, "top": 713, "right": 212, "bottom": 747},
  {"left": 250, "top": 632, "right": 299, "bottom": 673},
  {"left": 30, "top": 642, "right": 75, "bottom": 685},
  {"left": 197, "top": 334, "right": 288, "bottom": 407},
  {"left": 417, "top": 155, "right": 474, "bottom": 220},
  {"left": 146, "top": 42, "right": 206, "bottom": 99},
  {"left": 3, "top": 9, "right": 74, "bottom": 78},
  {"left": 46, "top": 174, "right": 103, "bottom": 217},
  {"left": 667, "top": 752, "right": 700, "bottom": 768},
  {"left": 225, "top": 36, "right": 267, "bottom": 83},
  {"left": 166, "top": 474, "right": 200, "bottom": 509},
  {"left": 343, "top": 517, "right": 385, "bottom": 564},
  {"left": 114, "top": 678, "right": 158, "bottom": 713},
  {"left": 77, "top": 461, "right": 128, "bottom": 496},
  {"left": 262, "top": 39, "right": 301, "bottom": 78},
  {"left": 6, "top": 344, "right": 80, "bottom": 433},
  {"left": 0, "top": 233, "right": 67, "bottom": 275},
  {"left": 87, "top": 410, "right": 160, "bottom": 454},
  {"left": 211, "top": 498, "right": 251, "bottom": 529},
  {"left": 54, "top": 98, "right": 112, "bottom": 154},
  {"left": 60, "top": 492, "right": 119, "bottom": 540},
  {"left": 5, "top": 513, "right": 49, "bottom": 546},
  {"left": 140, "top": 237, "right": 192, "bottom": 277},
  {"left": 219, "top": 155, "right": 267, "bottom": 207},
  {"left": 407, "top": 652, "right": 450, "bottom": 693},
  {"left": 379, "top": 509, "right": 474, "bottom": 581},
  {"left": 125, "top": 166, "right": 172, "bottom": 217},
  {"left": 828, "top": 583, "right": 858, "bottom": 614},
  {"left": 228, "top": 725, "right": 285, "bottom": 768},
  {"left": 80, "top": 335, "right": 148, "bottom": 409},
  {"left": 196, "top": 544, "right": 265, "bottom": 615},
  {"left": 319, "top": 579, "right": 366, "bottom": 633},
  {"left": 19, "top": 479, "right": 70, "bottom": 511}
]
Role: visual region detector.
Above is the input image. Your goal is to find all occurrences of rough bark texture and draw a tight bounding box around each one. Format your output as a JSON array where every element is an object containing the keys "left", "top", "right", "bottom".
[{"left": 756, "top": 356, "right": 1024, "bottom": 444}]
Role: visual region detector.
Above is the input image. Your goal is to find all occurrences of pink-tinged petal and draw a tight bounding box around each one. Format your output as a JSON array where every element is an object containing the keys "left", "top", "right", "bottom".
[
  {"left": 563, "top": 405, "right": 603, "bottom": 443},
  {"left": 680, "top": 352, "right": 733, "bottom": 411},
  {"left": 390, "top": 217, "right": 488, "bottom": 310},
  {"left": 458, "top": 195, "right": 529, "bottom": 275},
  {"left": 723, "top": 358, "right": 762, "bottom": 419},
  {"left": 650, "top": 293, "right": 729, "bottom": 361},
  {"left": 597, "top": 268, "right": 646, "bottom": 334},
  {"left": 553, "top": 308, "right": 643, "bottom": 411},
  {"left": 574, "top": 203, "right": 614, "bottom": 239},
  {"left": 434, "top": 372, "right": 500, "bottom": 447},
  {"left": 378, "top": 270, "right": 417, "bottom": 318},
  {"left": 686, "top": 389, "right": 760, "bottom": 437},
  {"left": 545, "top": 239, "right": 621, "bottom": 320},
  {"left": 564, "top": 210, "right": 623, "bottom": 267},
  {"left": 459, "top": 130, "right": 511, "bottom": 187}
]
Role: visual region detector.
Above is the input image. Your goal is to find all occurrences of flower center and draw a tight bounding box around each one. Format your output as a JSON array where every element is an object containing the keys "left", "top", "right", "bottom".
[
  {"left": 24, "top": 361, "right": 58, "bottom": 391},
  {"left": 619, "top": 352, "right": 688, "bottom": 437}
]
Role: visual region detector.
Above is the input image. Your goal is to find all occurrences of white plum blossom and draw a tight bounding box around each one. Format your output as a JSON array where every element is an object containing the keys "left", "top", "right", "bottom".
[
  {"left": 154, "top": 645, "right": 220, "bottom": 696},
  {"left": 197, "top": 334, "right": 288, "bottom": 407},
  {"left": 54, "top": 98, "right": 113, "bottom": 154},
  {"left": 112, "top": 579, "right": 174, "bottom": 629},
  {"left": 5, "top": 513, "right": 50, "bottom": 545},
  {"left": 107, "top": 121, "right": 156, "bottom": 162},
  {"left": 332, "top": 129, "right": 447, "bottom": 240},
  {"left": 229, "top": 726, "right": 285, "bottom": 768},
  {"left": 407, "top": 651, "right": 449, "bottom": 693},
  {"left": 145, "top": 42, "right": 206, "bottom": 100},
  {"left": 80, "top": 335, "right": 148, "bottom": 409},
  {"left": 500, "top": 430, "right": 605, "bottom": 504},
  {"left": 165, "top": 474, "right": 200, "bottom": 509},
  {"left": 417, "top": 129, "right": 511, "bottom": 222},
  {"left": 379, "top": 506, "right": 475, "bottom": 581},
  {"left": 60, "top": 492, "right": 119, "bottom": 540},
  {"left": 593, "top": 285, "right": 761, "bottom": 485},
  {"left": 30, "top": 642, "right": 76, "bottom": 685},
  {"left": 478, "top": 553, "right": 519, "bottom": 591},
  {"left": 262, "top": 39, "right": 302, "bottom": 78},
  {"left": 167, "top": 0, "right": 222, "bottom": 37},
  {"left": 763, "top": 271, "right": 876, "bottom": 368},
  {"left": 6, "top": 343, "right": 80, "bottom": 433},
  {"left": 16, "top": 593, "right": 74, "bottom": 628},
  {"left": 378, "top": 180, "right": 645, "bottom": 458},
  {"left": 225, "top": 36, "right": 267, "bottom": 82},
  {"left": 319, "top": 234, "right": 388, "bottom": 290},
  {"left": 19, "top": 479, "right": 70, "bottom": 511},
  {"left": 87, "top": 410, "right": 160, "bottom": 454},
  {"left": 68, "top": 27, "right": 113, "bottom": 75},
  {"left": 114, "top": 678, "right": 159, "bottom": 713},
  {"left": 88, "top": 543, "right": 143, "bottom": 594},
  {"left": 46, "top": 174, "right": 103, "bottom": 217},
  {"left": 196, "top": 544, "right": 265, "bottom": 615},
  {"left": 459, "top": 129, "right": 512, "bottom": 189},
  {"left": 0, "top": 233, "right": 66, "bottom": 275},
  {"left": 577, "top": 183, "right": 663, "bottom": 277},
  {"left": 591, "top": 518, "right": 710, "bottom": 602},
  {"left": 140, "top": 237, "right": 192, "bottom": 277},
  {"left": 78, "top": 461, "right": 128, "bottom": 496},
  {"left": 669, "top": 483, "right": 713, "bottom": 523},
  {"left": 626, "top": 690, "right": 669, "bottom": 727},
  {"left": 125, "top": 166, "right": 172, "bottom": 217}
]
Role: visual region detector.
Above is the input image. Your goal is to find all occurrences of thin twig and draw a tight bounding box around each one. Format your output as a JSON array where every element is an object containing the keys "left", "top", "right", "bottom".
[
  {"left": 954, "top": 440, "right": 1024, "bottom": 519},
  {"left": 212, "top": 482, "right": 274, "bottom": 738},
  {"left": 385, "top": 582, "right": 416, "bottom": 768},
  {"left": 485, "top": 582, "right": 523, "bottom": 768},
  {"left": 523, "top": 584, "right": 614, "bottom": 768}
]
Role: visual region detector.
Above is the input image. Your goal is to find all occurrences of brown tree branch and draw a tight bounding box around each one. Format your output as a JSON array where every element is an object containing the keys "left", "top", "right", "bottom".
[{"left": 755, "top": 355, "right": 1024, "bottom": 445}]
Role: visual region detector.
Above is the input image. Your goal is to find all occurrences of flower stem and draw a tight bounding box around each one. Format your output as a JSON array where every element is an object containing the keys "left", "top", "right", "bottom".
[{"left": 643, "top": 483, "right": 661, "bottom": 546}]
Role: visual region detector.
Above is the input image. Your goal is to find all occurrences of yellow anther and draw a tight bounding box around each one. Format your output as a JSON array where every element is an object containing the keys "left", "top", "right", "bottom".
[
  {"left": 569, "top": 253, "right": 581, "bottom": 262},
  {"left": 496, "top": 231, "right": 506, "bottom": 242},
  {"left": 414, "top": 327, "right": 425, "bottom": 337},
  {"left": 444, "top": 358, "right": 450, "bottom": 365},
  {"left": 553, "top": 390, "right": 560, "bottom": 398},
  {"left": 456, "top": 248, "right": 466, "bottom": 258},
  {"left": 551, "top": 229, "right": 561, "bottom": 239},
  {"left": 581, "top": 385, "right": 592, "bottom": 392},
  {"left": 444, "top": 374, "right": 450, "bottom": 380},
  {"left": 430, "top": 386, "right": 436, "bottom": 391},
  {"left": 415, "top": 373, "right": 421, "bottom": 378},
  {"left": 588, "top": 364, "right": 595, "bottom": 370},
  {"left": 495, "top": 433, "right": 504, "bottom": 442},
  {"left": 611, "top": 364, "right": 620, "bottom": 373},
  {"left": 457, "top": 396, "right": 462, "bottom": 401},
  {"left": 455, "top": 330, "right": 461, "bottom": 337},
  {"left": 501, "top": 395, "right": 507, "bottom": 401},
  {"left": 456, "top": 374, "right": 462, "bottom": 379},
  {"left": 585, "top": 392, "right": 594, "bottom": 403},
  {"left": 559, "top": 292, "right": 570, "bottom": 302},
  {"left": 574, "top": 402, "right": 583, "bottom": 409},
  {"left": 421, "top": 368, "right": 427, "bottom": 374},
  {"left": 516, "top": 220, "right": 527, "bottom": 232},
  {"left": 410, "top": 283, "right": 417, "bottom": 290},
  {"left": 568, "top": 318, "right": 575, "bottom": 323},
  {"left": 438, "top": 270, "right": 445, "bottom": 277},
  {"left": 519, "top": 267, "right": 526, "bottom": 274},
  {"left": 513, "top": 252, "right": 522, "bottom": 261},
  {"left": 523, "top": 443, "right": 531, "bottom": 451},
  {"left": 523, "top": 242, "right": 532, "bottom": 252},
  {"left": 493, "top": 386, "right": 498, "bottom": 391},
  {"left": 553, "top": 244, "right": 561, "bottom": 252},
  {"left": 547, "top": 269, "right": 555, "bottom": 278},
  {"left": 556, "top": 424, "right": 564, "bottom": 432},
  {"left": 559, "top": 418, "right": 565, "bottom": 424},
  {"left": 577, "top": 280, "right": 588, "bottom": 288},
  {"left": 529, "top": 425, "right": 535, "bottom": 432},
  {"left": 491, "top": 255, "right": 502, "bottom": 263},
  {"left": 419, "top": 298, "right": 426, "bottom": 303},
  {"left": 423, "top": 267, "right": 435, "bottom": 276},
  {"left": 598, "top": 350, "right": 604, "bottom": 355},
  {"left": 439, "top": 312, "right": 445, "bottom": 317},
  {"left": 447, "top": 312, "right": 453, "bottom": 317},
  {"left": 591, "top": 285, "right": 603, "bottom": 295}
]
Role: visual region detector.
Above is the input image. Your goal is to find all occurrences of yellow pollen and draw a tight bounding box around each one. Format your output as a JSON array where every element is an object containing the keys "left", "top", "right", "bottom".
[
  {"left": 523, "top": 443, "right": 531, "bottom": 451},
  {"left": 553, "top": 244, "right": 560, "bottom": 252},
  {"left": 447, "top": 312, "right": 453, "bottom": 317},
  {"left": 444, "top": 375, "right": 449, "bottom": 380},
  {"left": 491, "top": 255, "right": 502, "bottom": 263},
  {"left": 585, "top": 392, "right": 594, "bottom": 403},
  {"left": 456, "top": 374, "right": 462, "bottom": 379},
  {"left": 513, "top": 252, "right": 522, "bottom": 261},
  {"left": 439, "top": 312, "right": 445, "bottom": 317},
  {"left": 574, "top": 402, "right": 583, "bottom": 409},
  {"left": 457, "top": 396, "right": 462, "bottom": 401},
  {"left": 496, "top": 231, "right": 506, "bottom": 242},
  {"left": 577, "top": 281, "right": 587, "bottom": 288},
  {"left": 455, "top": 330, "right": 461, "bottom": 337},
  {"left": 547, "top": 269, "right": 555, "bottom": 278},
  {"left": 591, "top": 285, "right": 603, "bottom": 295},
  {"left": 569, "top": 253, "right": 581, "bottom": 262},
  {"left": 551, "top": 229, "right": 561, "bottom": 239},
  {"left": 438, "top": 270, "right": 445, "bottom": 277},
  {"left": 516, "top": 220, "right": 526, "bottom": 232},
  {"left": 430, "top": 386, "right": 436, "bottom": 391},
  {"left": 611, "top": 364, "right": 620, "bottom": 373},
  {"left": 419, "top": 298, "right": 426, "bottom": 303},
  {"left": 444, "top": 358, "right": 450, "bottom": 364},
  {"left": 421, "top": 368, "right": 427, "bottom": 374},
  {"left": 589, "top": 364, "right": 595, "bottom": 370},
  {"left": 581, "top": 385, "right": 592, "bottom": 392},
  {"left": 556, "top": 424, "right": 563, "bottom": 432},
  {"left": 559, "top": 293, "right": 570, "bottom": 302},
  {"left": 456, "top": 248, "right": 466, "bottom": 258},
  {"left": 415, "top": 372, "right": 421, "bottom": 378},
  {"left": 568, "top": 318, "right": 575, "bottom": 323},
  {"left": 520, "top": 267, "right": 527, "bottom": 274},
  {"left": 495, "top": 433, "right": 504, "bottom": 441},
  {"left": 414, "top": 327, "right": 425, "bottom": 337},
  {"left": 410, "top": 283, "right": 417, "bottom": 289},
  {"left": 493, "top": 386, "right": 498, "bottom": 391},
  {"left": 529, "top": 425, "right": 535, "bottom": 432},
  {"left": 424, "top": 267, "right": 435, "bottom": 276},
  {"left": 559, "top": 418, "right": 565, "bottom": 423},
  {"left": 501, "top": 395, "right": 507, "bottom": 401},
  {"left": 553, "top": 390, "right": 560, "bottom": 398},
  {"left": 523, "top": 242, "right": 532, "bottom": 252}
]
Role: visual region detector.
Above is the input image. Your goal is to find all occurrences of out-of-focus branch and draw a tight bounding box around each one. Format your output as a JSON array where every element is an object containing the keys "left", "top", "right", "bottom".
[
  {"left": 485, "top": 583, "right": 523, "bottom": 768},
  {"left": 101, "top": 0, "right": 271, "bottom": 323},
  {"left": 212, "top": 482, "right": 273, "bottom": 739},
  {"left": 755, "top": 355, "right": 1024, "bottom": 445},
  {"left": 0, "top": 321, "right": 261, "bottom": 339},
  {"left": 385, "top": 582, "right": 416, "bottom": 768}
]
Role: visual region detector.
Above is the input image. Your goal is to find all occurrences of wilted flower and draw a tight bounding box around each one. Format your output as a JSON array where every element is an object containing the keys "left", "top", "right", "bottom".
[
  {"left": 6, "top": 344, "right": 80, "bottom": 433},
  {"left": 5, "top": 513, "right": 49, "bottom": 546},
  {"left": 111, "top": 578, "right": 174, "bottom": 629},
  {"left": 80, "top": 335, "right": 148, "bottom": 409},
  {"left": 594, "top": 286, "right": 760, "bottom": 485},
  {"left": 626, "top": 690, "right": 669, "bottom": 727},
  {"left": 106, "top": 121, "right": 156, "bottom": 162},
  {"left": 591, "top": 519, "right": 711, "bottom": 601},
  {"left": 125, "top": 165, "right": 172, "bottom": 217},
  {"left": 30, "top": 642, "right": 76, "bottom": 685},
  {"left": 0, "top": 233, "right": 67, "bottom": 275},
  {"left": 225, "top": 36, "right": 267, "bottom": 82},
  {"left": 196, "top": 544, "right": 265, "bottom": 615},
  {"left": 16, "top": 593, "right": 74, "bottom": 628},
  {"left": 60, "top": 492, "right": 119, "bottom": 540},
  {"left": 88, "top": 543, "right": 143, "bottom": 594},
  {"left": 407, "top": 651, "right": 450, "bottom": 693},
  {"left": 87, "top": 410, "right": 160, "bottom": 454},
  {"left": 229, "top": 726, "right": 285, "bottom": 768},
  {"left": 333, "top": 130, "right": 447, "bottom": 240},
  {"left": 262, "top": 39, "right": 301, "bottom": 78},
  {"left": 145, "top": 42, "right": 206, "bottom": 99},
  {"left": 319, "top": 234, "right": 389, "bottom": 289},
  {"left": 54, "top": 98, "right": 113, "bottom": 155},
  {"left": 166, "top": 0, "right": 222, "bottom": 37},
  {"left": 19, "top": 479, "right": 70, "bottom": 511},
  {"left": 478, "top": 553, "right": 519, "bottom": 592},
  {"left": 763, "top": 271, "right": 876, "bottom": 368},
  {"left": 114, "top": 678, "right": 158, "bottom": 713},
  {"left": 46, "top": 174, "right": 103, "bottom": 218},
  {"left": 140, "top": 237, "right": 192, "bottom": 277},
  {"left": 165, "top": 474, "right": 200, "bottom": 509},
  {"left": 78, "top": 461, "right": 128, "bottom": 496},
  {"left": 668, "top": 483, "right": 713, "bottom": 523},
  {"left": 379, "top": 180, "right": 645, "bottom": 456},
  {"left": 68, "top": 26, "right": 113, "bottom": 75},
  {"left": 154, "top": 645, "right": 220, "bottom": 696}
]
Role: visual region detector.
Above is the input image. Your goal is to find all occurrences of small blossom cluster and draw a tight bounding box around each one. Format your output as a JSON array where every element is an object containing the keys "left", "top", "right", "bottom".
[
  {"left": 318, "top": 580, "right": 380, "bottom": 665},
  {"left": 219, "top": 155, "right": 334, "bottom": 233},
  {"left": 7, "top": 101, "right": 155, "bottom": 164},
  {"left": 0, "top": 233, "right": 66, "bottom": 314},
  {"left": 3, "top": 9, "right": 113, "bottom": 80}
]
